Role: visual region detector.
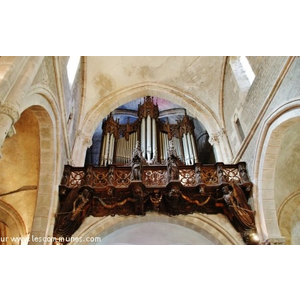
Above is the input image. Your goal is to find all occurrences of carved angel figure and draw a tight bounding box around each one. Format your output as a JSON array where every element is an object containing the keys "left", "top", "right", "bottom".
[{"left": 215, "top": 184, "right": 259, "bottom": 244}]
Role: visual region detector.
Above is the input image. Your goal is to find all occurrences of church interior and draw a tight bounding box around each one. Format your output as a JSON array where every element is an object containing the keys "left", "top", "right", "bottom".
[{"left": 0, "top": 56, "right": 300, "bottom": 246}]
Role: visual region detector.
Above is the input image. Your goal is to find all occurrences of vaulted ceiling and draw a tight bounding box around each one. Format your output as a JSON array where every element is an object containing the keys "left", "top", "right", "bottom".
[
  {"left": 84, "top": 56, "right": 225, "bottom": 121},
  {"left": 82, "top": 57, "right": 225, "bottom": 166}
]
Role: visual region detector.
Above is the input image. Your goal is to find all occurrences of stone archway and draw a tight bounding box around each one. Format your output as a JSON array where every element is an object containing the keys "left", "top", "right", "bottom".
[
  {"left": 0, "top": 108, "right": 40, "bottom": 244},
  {"left": 253, "top": 98, "right": 300, "bottom": 244},
  {"left": 19, "top": 89, "right": 61, "bottom": 244},
  {"left": 72, "top": 82, "right": 231, "bottom": 166},
  {"left": 69, "top": 212, "right": 243, "bottom": 245},
  {"left": 0, "top": 200, "right": 28, "bottom": 245},
  {"left": 278, "top": 190, "right": 300, "bottom": 245}
]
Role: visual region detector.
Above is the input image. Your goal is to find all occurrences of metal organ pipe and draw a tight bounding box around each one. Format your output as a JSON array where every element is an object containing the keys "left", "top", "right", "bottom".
[
  {"left": 182, "top": 133, "right": 189, "bottom": 164},
  {"left": 125, "top": 136, "right": 129, "bottom": 163},
  {"left": 172, "top": 138, "right": 181, "bottom": 162},
  {"left": 130, "top": 133, "right": 133, "bottom": 160},
  {"left": 164, "top": 133, "right": 168, "bottom": 161},
  {"left": 191, "top": 134, "right": 198, "bottom": 163},
  {"left": 152, "top": 118, "right": 157, "bottom": 161},
  {"left": 103, "top": 132, "right": 110, "bottom": 166},
  {"left": 187, "top": 133, "right": 193, "bottom": 165},
  {"left": 146, "top": 115, "right": 151, "bottom": 162},
  {"left": 141, "top": 118, "right": 146, "bottom": 158},
  {"left": 99, "top": 97, "right": 201, "bottom": 167},
  {"left": 100, "top": 133, "right": 107, "bottom": 166},
  {"left": 159, "top": 132, "right": 163, "bottom": 161},
  {"left": 108, "top": 134, "right": 115, "bottom": 164}
]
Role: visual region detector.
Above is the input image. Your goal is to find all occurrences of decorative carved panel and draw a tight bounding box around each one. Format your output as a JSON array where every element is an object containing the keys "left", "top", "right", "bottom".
[{"left": 54, "top": 161, "right": 260, "bottom": 245}]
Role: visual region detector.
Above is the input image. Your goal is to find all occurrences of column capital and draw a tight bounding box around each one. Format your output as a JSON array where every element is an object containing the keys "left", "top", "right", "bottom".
[
  {"left": 209, "top": 128, "right": 227, "bottom": 146},
  {"left": 0, "top": 104, "right": 20, "bottom": 123},
  {"left": 76, "top": 130, "right": 92, "bottom": 148},
  {"left": 264, "top": 237, "right": 286, "bottom": 245},
  {"left": 209, "top": 133, "right": 220, "bottom": 145}
]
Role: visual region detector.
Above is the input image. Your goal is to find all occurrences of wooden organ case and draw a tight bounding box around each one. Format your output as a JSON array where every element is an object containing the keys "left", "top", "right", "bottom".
[
  {"left": 100, "top": 96, "right": 198, "bottom": 166},
  {"left": 54, "top": 96, "right": 260, "bottom": 245}
]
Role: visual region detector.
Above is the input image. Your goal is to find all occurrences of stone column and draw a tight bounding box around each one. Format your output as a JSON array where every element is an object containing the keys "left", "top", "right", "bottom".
[
  {"left": 209, "top": 131, "right": 224, "bottom": 162},
  {"left": 72, "top": 130, "right": 92, "bottom": 166}
]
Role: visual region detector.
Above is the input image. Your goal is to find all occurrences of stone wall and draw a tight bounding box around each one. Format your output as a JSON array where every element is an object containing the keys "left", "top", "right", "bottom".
[
  {"left": 242, "top": 57, "right": 300, "bottom": 176},
  {"left": 223, "top": 56, "right": 290, "bottom": 174}
]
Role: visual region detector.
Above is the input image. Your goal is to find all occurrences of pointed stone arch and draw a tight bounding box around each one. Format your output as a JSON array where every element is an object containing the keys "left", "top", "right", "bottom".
[{"left": 253, "top": 98, "right": 300, "bottom": 244}]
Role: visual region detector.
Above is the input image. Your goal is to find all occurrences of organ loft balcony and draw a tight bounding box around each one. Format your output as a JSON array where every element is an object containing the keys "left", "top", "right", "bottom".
[{"left": 54, "top": 96, "right": 259, "bottom": 245}]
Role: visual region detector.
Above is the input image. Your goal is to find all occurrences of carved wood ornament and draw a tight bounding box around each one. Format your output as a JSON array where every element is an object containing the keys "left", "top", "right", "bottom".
[
  {"left": 54, "top": 160, "right": 259, "bottom": 245},
  {"left": 53, "top": 97, "right": 259, "bottom": 245}
]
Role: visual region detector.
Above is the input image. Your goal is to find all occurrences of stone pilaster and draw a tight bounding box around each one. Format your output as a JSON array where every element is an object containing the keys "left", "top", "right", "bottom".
[
  {"left": 71, "top": 130, "right": 93, "bottom": 166},
  {"left": 0, "top": 104, "right": 20, "bottom": 158}
]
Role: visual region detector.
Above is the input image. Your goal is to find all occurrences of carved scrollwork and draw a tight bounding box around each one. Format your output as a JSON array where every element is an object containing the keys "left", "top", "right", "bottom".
[
  {"left": 56, "top": 162, "right": 259, "bottom": 245},
  {"left": 93, "top": 170, "right": 109, "bottom": 187},
  {"left": 144, "top": 169, "right": 167, "bottom": 186},
  {"left": 68, "top": 171, "right": 85, "bottom": 188},
  {"left": 179, "top": 169, "right": 197, "bottom": 187},
  {"left": 217, "top": 166, "right": 241, "bottom": 184},
  {"left": 201, "top": 168, "right": 218, "bottom": 184},
  {"left": 115, "top": 170, "right": 131, "bottom": 187}
]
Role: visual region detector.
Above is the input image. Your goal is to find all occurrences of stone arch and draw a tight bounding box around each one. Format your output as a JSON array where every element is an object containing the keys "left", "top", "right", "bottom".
[
  {"left": 72, "top": 82, "right": 230, "bottom": 166},
  {"left": 20, "top": 86, "right": 62, "bottom": 244},
  {"left": 278, "top": 189, "right": 300, "bottom": 245},
  {"left": 69, "top": 212, "right": 243, "bottom": 245},
  {"left": 0, "top": 199, "right": 28, "bottom": 245},
  {"left": 253, "top": 98, "right": 300, "bottom": 244}
]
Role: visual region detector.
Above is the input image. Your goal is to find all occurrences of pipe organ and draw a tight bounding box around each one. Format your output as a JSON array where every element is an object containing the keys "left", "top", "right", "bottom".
[
  {"left": 56, "top": 97, "right": 259, "bottom": 245},
  {"left": 99, "top": 96, "right": 198, "bottom": 166}
]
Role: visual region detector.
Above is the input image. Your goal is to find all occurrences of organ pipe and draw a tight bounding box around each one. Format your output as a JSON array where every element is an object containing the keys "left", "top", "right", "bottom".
[
  {"left": 152, "top": 118, "right": 157, "bottom": 161},
  {"left": 141, "top": 118, "right": 146, "bottom": 157},
  {"left": 191, "top": 134, "right": 198, "bottom": 163},
  {"left": 108, "top": 134, "right": 115, "bottom": 164},
  {"left": 182, "top": 133, "right": 189, "bottom": 164},
  {"left": 99, "top": 96, "right": 201, "bottom": 167},
  {"left": 100, "top": 133, "right": 106, "bottom": 166},
  {"left": 187, "top": 133, "right": 193, "bottom": 165},
  {"left": 146, "top": 115, "right": 151, "bottom": 162},
  {"left": 104, "top": 132, "right": 110, "bottom": 166}
]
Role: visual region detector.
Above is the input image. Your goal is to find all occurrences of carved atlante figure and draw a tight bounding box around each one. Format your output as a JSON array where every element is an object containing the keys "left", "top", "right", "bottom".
[
  {"left": 131, "top": 184, "right": 147, "bottom": 215},
  {"left": 215, "top": 184, "right": 259, "bottom": 244},
  {"left": 54, "top": 187, "right": 93, "bottom": 244},
  {"left": 150, "top": 189, "right": 163, "bottom": 212},
  {"left": 166, "top": 184, "right": 181, "bottom": 215}
]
